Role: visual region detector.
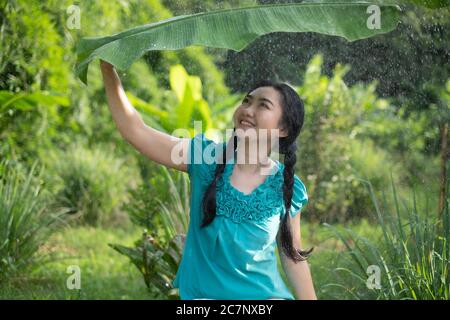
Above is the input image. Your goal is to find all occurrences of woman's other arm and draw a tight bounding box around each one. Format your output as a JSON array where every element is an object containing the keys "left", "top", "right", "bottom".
[{"left": 277, "top": 213, "right": 317, "bottom": 300}]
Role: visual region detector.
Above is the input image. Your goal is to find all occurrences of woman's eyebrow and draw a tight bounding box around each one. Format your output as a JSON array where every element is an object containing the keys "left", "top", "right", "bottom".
[{"left": 246, "top": 94, "right": 274, "bottom": 106}]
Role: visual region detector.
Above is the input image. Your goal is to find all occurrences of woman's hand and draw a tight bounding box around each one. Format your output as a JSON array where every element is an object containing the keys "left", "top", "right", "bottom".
[{"left": 100, "top": 59, "right": 114, "bottom": 70}]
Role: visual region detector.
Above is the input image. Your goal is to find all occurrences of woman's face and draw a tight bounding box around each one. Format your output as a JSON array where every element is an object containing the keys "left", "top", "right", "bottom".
[{"left": 232, "top": 86, "right": 288, "bottom": 145}]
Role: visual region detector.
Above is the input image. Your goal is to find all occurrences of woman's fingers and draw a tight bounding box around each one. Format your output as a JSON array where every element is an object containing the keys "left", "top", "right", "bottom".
[{"left": 100, "top": 59, "right": 113, "bottom": 69}]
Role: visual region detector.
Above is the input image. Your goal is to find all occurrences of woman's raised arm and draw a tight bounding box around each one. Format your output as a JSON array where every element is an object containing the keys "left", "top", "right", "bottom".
[{"left": 100, "top": 60, "right": 189, "bottom": 172}]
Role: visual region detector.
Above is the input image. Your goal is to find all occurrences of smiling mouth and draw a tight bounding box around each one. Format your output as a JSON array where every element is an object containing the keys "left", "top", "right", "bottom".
[{"left": 240, "top": 120, "right": 255, "bottom": 127}]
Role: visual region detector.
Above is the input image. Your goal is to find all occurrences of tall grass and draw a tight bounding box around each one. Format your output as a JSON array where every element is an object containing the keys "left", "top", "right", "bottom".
[
  {"left": 0, "top": 159, "right": 65, "bottom": 281},
  {"left": 324, "top": 171, "right": 449, "bottom": 300}
]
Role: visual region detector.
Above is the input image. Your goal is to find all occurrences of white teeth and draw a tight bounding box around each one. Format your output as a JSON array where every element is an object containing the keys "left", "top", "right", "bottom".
[{"left": 240, "top": 120, "right": 254, "bottom": 127}]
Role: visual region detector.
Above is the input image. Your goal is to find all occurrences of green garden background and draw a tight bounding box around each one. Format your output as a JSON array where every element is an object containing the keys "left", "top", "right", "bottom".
[{"left": 0, "top": 0, "right": 448, "bottom": 300}]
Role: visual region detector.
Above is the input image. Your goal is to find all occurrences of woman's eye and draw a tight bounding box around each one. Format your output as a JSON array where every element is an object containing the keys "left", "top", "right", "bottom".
[{"left": 261, "top": 103, "right": 269, "bottom": 109}]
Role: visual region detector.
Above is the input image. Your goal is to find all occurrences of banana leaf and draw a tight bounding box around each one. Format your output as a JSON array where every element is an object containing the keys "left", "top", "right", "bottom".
[{"left": 75, "top": 2, "right": 402, "bottom": 84}]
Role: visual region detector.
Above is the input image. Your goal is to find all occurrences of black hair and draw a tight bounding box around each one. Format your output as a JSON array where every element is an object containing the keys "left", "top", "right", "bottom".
[{"left": 200, "top": 79, "right": 313, "bottom": 262}]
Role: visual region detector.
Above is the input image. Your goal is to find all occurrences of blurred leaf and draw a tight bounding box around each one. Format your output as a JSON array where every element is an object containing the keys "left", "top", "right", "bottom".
[{"left": 0, "top": 90, "right": 69, "bottom": 113}]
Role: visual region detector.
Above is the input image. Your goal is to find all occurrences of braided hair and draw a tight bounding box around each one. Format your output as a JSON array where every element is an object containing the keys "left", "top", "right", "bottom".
[{"left": 201, "top": 80, "right": 313, "bottom": 262}]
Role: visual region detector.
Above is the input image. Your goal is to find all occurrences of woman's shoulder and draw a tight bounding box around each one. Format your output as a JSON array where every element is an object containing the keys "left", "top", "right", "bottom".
[
  {"left": 275, "top": 161, "right": 306, "bottom": 184},
  {"left": 187, "top": 133, "right": 223, "bottom": 180},
  {"left": 276, "top": 161, "right": 309, "bottom": 217}
]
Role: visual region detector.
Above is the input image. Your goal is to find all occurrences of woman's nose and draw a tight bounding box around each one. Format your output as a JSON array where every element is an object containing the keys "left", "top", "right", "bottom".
[{"left": 243, "top": 103, "right": 256, "bottom": 116}]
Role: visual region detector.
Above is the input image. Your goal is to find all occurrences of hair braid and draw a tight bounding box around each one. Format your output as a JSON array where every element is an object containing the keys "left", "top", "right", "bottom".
[
  {"left": 201, "top": 133, "right": 238, "bottom": 228},
  {"left": 280, "top": 142, "right": 314, "bottom": 262}
]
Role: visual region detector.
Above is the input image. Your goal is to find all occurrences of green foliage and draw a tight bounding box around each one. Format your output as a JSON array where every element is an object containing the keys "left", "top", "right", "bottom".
[
  {"left": 174, "top": 46, "right": 230, "bottom": 104},
  {"left": 0, "top": 0, "right": 446, "bottom": 300},
  {"left": 0, "top": 226, "right": 152, "bottom": 299},
  {"left": 122, "top": 164, "right": 190, "bottom": 243},
  {"left": 75, "top": 2, "right": 401, "bottom": 83},
  {"left": 127, "top": 64, "right": 238, "bottom": 135},
  {"left": 382, "top": 0, "right": 450, "bottom": 9},
  {"left": 128, "top": 64, "right": 210, "bottom": 133},
  {"left": 114, "top": 165, "right": 190, "bottom": 298},
  {"left": 162, "top": 0, "right": 258, "bottom": 15},
  {"left": 303, "top": 0, "right": 449, "bottom": 9},
  {"left": 42, "top": 141, "right": 139, "bottom": 227},
  {"left": 222, "top": 3, "right": 449, "bottom": 151},
  {"left": 0, "top": 1, "right": 70, "bottom": 92},
  {"left": 0, "top": 0, "right": 230, "bottom": 141},
  {"left": 0, "top": 89, "right": 71, "bottom": 165},
  {"left": 298, "top": 54, "right": 403, "bottom": 222},
  {"left": 0, "top": 90, "right": 69, "bottom": 112},
  {"left": 0, "top": 160, "right": 65, "bottom": 281},
  {"left": 324, "top": 174, "right": 450, "bottom": 299},
  {"left": 109, "top": 232, "right": 184, "bottom": 299}
]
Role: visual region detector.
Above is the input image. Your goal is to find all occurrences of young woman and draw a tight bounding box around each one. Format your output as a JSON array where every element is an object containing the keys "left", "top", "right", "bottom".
[{"left": 100, "top": 59, "right": 317, "bottom": 300}]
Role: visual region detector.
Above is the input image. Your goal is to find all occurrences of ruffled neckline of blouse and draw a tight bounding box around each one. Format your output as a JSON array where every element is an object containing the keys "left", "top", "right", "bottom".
[
  {"left": 215, "top": 158, "right": 285, "bottom": 223},
  {"left": 222, "top": 159, "right": 283, "bottom": 198}
]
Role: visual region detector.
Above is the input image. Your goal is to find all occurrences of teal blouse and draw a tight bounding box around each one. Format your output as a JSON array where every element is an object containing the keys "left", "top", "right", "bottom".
[{"left": 172, "top": 133, "right": 309, "bottom": 300}]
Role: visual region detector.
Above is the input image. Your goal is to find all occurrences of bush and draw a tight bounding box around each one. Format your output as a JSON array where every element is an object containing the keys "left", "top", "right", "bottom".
[
  {"left": 125, "top": 163, "right": 190, "bottom": 234},
  {"left": 43, "top": 140, "right": 139, "bottom": 227},
  {"left": 344, "top": 137, "right": 404, "bottom": 221},
  {"left": 0, "top": 159, "right": 65, "bottom": 281},
  {"left": 297, "top": 54, "right": 417, "bottom": 223}
]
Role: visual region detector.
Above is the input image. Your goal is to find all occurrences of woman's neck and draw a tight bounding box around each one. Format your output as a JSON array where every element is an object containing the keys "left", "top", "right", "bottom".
[{"left": 234, "top": 137, "right": 273, "bottom": 175}]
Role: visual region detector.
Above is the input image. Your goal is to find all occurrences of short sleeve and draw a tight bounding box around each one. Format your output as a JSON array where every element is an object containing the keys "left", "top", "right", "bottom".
[
  {"left": 187, "top": 133, "right": 220, "bottom": 181},
  {"left": 282, "top": 174, "right": 309, "bottom": 218}
]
